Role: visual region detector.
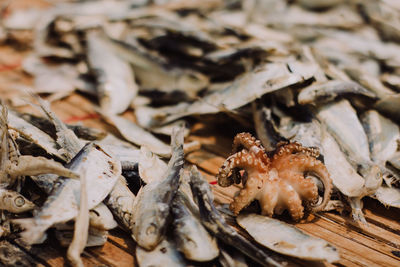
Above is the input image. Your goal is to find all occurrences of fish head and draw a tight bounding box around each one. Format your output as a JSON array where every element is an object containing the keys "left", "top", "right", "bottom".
[
  {"left": 2, "top": 192, "right": 35, "bottom": 213},
  {"left": 136, "top": 220, "right": 163, "bottom": 250},
  {"left": 135, "top": 203, "right": 170, "bottom": 250},
  {"left": 364, "top": 165, "right": 383, "bottom": 193}
]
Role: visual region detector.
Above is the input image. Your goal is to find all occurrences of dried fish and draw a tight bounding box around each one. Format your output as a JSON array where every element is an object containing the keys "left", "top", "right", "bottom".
[
  {"left": 131, "top": 127, "right": 184, "bottom": 250},
  {"left": 189, "top": 165, "right": 284, "bottom": 267},
  {"left": 252, "top": 101, "right": 283, "bottom": 152},
  {"left": 298, "top": 80, "right": 377, "bottom": 105},
  {"left": 172, "top": 191, "right": 219, "bottom": 261},
  {"left": 360, "top": 0, "right": 400, "bottom": 43},
  {"left": 361, "top": 110, "right": 400, "bottom": 164},
  {"left": 237, "top": 213, "right": 339, "bottom": 262},
  {"left": 219, "top": 248, "right": 248, "bottom": 267},
  {"left": 67, "top": 154, "right": 89, "bottom": 267},
  {"left": 89, "top": 203, "right": 118, "bottom": 231},
  {"left": 135, "top": 62, "right": 313, "bottom": 128},
  {"left": 101, "top": 113, "right": 171, "bottom": 157},
  {"left": 19, "top": 112, "right": 107, "bottom": 141},
  {"left": 56, "top": 227, "right": 109, "bottom": 248},
  {"left": 22, "top": 55, "right": 86, "bottom": 96},
  {"left": 7, "top": 110, "right": 65, "bottom": 161},
  {"left": 32, "top": 96, "right": 84, "bottom": 161},
  {"left": 0, "top": 189, "right": 35, "bottom": 214},
  {"left": 104, "top": 176, "right": 136, "bottom": 234},
  {"left": 373, "top": 185, "right": 400, "bottom": 208},
  {"left": 108, "top": 38, "right": 209, "bottom": 99},
  {"left": 139, "top": 146, "right": 168, "bottom": 184},
  {"left": 320, "top": 129, "right": 365, "bottom": 197},
  {"left": 86, "top": 30, "right": 138, "bottom": 115},
  {"left": 315, "top": 99, "right": 371, "bottom": 166},
  {"left": 136, "top": 238, "right": 186, "bottom": 267},
  {"left": 344, "top": 67, "right": 395, "bottom": 99},
  {"left": 13, "top": 142, "right": 121, "bottom": 244}
]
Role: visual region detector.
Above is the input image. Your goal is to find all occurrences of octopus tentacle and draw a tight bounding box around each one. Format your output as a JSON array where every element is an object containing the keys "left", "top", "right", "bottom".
[
  {"left": 275, "top": 141, "right": 320, "bottom": 159},
  {"left": 278, "top": 181, "right": 304, "bottom": 220},
  {"left": 278, "top": 171, "right": 318, "bottom": 201},
  {"left": 258, "top": 182, "right": 279, "bottom": 217},
  {"left": 217, "top": 150, "right": 267, "bottom": 187},
  {"left": 231, "top": 175, "right": 265, "bottom": 215},
  {"left": 232, "top": 133, "right": 269, "bottom": 166},
  {"left": 274, "top": 154, "right": 332, "bottom": 213}
]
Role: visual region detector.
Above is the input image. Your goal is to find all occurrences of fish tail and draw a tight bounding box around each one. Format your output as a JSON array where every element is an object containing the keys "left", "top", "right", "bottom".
[{"left": 12, "top": 218, "right": 48, "bottom": 245}]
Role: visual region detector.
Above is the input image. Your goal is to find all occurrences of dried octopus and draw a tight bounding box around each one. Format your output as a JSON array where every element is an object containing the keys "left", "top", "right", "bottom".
[{"left": 217, "top": 133, "right": 333, "bottom": 220}]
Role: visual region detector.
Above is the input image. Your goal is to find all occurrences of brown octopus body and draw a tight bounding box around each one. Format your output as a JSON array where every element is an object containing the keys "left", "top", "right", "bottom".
[{"left": 217, "top": 132, "right": 332, "bottom": 220}]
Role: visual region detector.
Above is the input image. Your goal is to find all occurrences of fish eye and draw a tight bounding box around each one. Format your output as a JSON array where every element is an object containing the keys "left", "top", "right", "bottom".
[
  {"left": 146, "top": 225, "right": 156, "bottom": 235},
  {"left": 14, "top": 196, "right": 25, "bottom": 207}
]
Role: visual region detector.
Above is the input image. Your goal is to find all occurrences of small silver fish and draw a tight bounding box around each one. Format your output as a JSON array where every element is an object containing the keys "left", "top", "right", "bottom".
[
  {"left": 298, "top": 80, "right": 376, "bottom": 105},
  {"left": 315, "top": 99, "right": 371, "bottom": 165},
  {"left": 361, "top": 110, "right": 400, "bottom": 164},
  {"left": 237, "top": 213, "right": 340, "bottom": 263},
  {"left": 139, "top": 146, "right": 167, "bottom": 184},
  {"left": 108, "top": 37, "right": 208, "bottom": 99},
  {"left": 101, "top": 113, "right": 171, "bottom": 157},
  {"left": 172, "top": 191, "right": 219, "bottom": 261},
  {"left": 132, "top": 127, "right": 184, "bottom": 250},
  {"left": 86, "top": 30, "right": 138, "bottom": 115}
]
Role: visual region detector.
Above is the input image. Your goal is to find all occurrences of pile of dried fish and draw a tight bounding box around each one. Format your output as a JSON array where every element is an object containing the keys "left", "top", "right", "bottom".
[
  {"left": 1, "top": 0, "right": 400, "bottom": 265},
  {"left": 0, "top": 100, "right": 339, "bottom": 266}
]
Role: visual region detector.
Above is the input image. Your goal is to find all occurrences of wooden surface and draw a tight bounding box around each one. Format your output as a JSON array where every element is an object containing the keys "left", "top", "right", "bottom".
[{"left": 1, "top": 8, "right": 400, "bottom": 267}]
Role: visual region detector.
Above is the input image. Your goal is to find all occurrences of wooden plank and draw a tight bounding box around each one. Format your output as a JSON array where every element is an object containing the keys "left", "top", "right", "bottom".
[
  {"left": 320, "top": 212, "right": 400, "bottom": 250},
  {"left": 14, "top": 240, "right": 106, "bottom": 267},
  {"left": 295, "top": 222, "right": 399, "bottom": 267},
  {"left": 87, "top": 239, "right": 135, "bottom": 267},
  {"left": 311, "top": 214, "right": 400, "bottom": 261}
]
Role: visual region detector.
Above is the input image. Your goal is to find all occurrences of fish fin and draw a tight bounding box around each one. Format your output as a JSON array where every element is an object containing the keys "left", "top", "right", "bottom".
[{"left": 12, "top": 218, "right": 48, "bottom": 245}]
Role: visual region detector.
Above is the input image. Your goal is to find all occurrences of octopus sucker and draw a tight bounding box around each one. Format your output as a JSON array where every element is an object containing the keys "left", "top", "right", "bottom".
[{"left": 217, "top": 132, "right": 333, "bottom": 220}]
